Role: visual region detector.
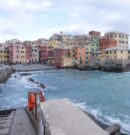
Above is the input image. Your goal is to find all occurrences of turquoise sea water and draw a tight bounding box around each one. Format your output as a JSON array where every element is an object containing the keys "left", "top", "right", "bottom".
[{"left": 0, "top": 69, "right": 130, "bottom": 134}]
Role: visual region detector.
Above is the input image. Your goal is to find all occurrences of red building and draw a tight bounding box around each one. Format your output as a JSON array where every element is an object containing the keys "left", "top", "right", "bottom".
[
  {"left": 24, "top": 45, "right": 32, "bottom": 63},
  {"left": 89, "top": 31, "right": 101, "bottom": 37},
  {"left": 99, "top": 38, "right": 117, "bottom": 51},
  {"left": 39, "top": 46, "right": 55, "bottom": 63}
]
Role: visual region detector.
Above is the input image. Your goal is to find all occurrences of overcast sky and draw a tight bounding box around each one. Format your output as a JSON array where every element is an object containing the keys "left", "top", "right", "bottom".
[{"left": 0, "top": 0, "right": 130, "bottom": 42}]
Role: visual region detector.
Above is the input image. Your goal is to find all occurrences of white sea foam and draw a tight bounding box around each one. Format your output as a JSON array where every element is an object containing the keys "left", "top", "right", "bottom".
[
  {"left": 45, "top": 85, "right": 58, "bottom": 91},
  {"left": 76, "top": 102, "right": 130, "bottom": 134}
]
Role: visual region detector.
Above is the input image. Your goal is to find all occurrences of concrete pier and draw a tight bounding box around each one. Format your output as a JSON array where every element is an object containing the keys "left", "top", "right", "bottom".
[
  {"left": 0, "top": 108, "right": 36, "bottom": 135},
  {"left": 40, "top": 98, "right": 108, "bottom": 135}
]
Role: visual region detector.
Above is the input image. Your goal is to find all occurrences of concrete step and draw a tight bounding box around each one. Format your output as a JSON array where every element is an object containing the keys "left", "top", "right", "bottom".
[{"left": 10, "top": 108, "right": 36, "bottom": 135}]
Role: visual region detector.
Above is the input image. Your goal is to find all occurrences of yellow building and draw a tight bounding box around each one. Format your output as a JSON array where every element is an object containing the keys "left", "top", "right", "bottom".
[
  {"left": 101, "top": 47, "right": 128, "bottom": 62},
  {"left": 0, "top": 48, "right": 9, "bottom": 64},
  {"left": 48, "top": 39, "right": 60, "bottom": 48}
]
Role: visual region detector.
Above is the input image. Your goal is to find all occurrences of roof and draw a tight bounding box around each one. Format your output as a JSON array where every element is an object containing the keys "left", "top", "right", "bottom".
[
  {"left": 105, "top": 31, "right": 129, "bottom": 36},
  {"left": 104, "top": 47, "right": 128, "bottom": 51}
]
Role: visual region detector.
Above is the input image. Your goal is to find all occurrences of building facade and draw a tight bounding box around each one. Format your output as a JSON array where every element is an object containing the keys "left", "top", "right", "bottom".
[
  {"left": 99, "top": 38, "right": 117, "bottom": 51},
  {"left": 0, "top": 48, "right": 9, "bottom": 64},
  {"left": 31, "top": 47, "right": 39, "bottom": 63},
  {"left": 9, "top": 44, "right": 26, "bottom": 64},
  {"left": 105, "top": 32, "right": 129, "bottom": 49},
  {"left": 71, "top": 46, "right": 86, "bottom": 65},
  {"left": 101, "top": 47, "right": 128, "bottom": 61},
  {"left": 55, "top": 47, "right": 73, "bottom": 68}
]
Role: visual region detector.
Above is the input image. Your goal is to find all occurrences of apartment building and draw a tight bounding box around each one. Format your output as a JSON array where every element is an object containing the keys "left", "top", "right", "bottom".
[
  {"left": 105, "top": 32, "right": 129, "bottom": 49},
  {"left": 99, "top": 38, "right": 117, "bottom": 51},
  {"left": 101, "top": 47, "right": 128, "bottom": 61},
  {"left": 55, "top": 47, "right": 73, "bottom": 68},
  {"left": 9, "top": 44, "right": 26, "bottom": 64}
]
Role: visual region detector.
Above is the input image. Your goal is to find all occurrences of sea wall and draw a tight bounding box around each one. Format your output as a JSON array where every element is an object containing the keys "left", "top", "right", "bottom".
[
  {"left": 75, "top": 60, "right": 130, "bottom": 72},
  {"left": 0, "top": 67, "right": 15, "bottom": 83},
  {"left": 100, "top": 60, "right": 130, "bottom": 72}
]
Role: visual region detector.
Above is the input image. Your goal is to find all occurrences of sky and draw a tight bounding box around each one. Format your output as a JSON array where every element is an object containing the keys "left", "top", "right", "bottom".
[{"left": 0, "top": 0, "right": 130, "bottom": 42}]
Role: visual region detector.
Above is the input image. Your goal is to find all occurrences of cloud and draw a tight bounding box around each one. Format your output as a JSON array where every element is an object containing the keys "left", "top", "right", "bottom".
[
  {"left": 1, "top": 29, "right": 18, "bottom": 36},
  {"left": 0, "top": 0, "right": 130, "bottom": 42},
  {"left": 0, "top": 0, "right": 53, "bottom": 12}
]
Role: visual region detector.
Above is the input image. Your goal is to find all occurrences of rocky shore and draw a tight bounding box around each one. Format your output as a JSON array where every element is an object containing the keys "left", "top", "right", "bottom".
[{"left": 0, "top": 67, "right": 15, "bottom": 83}]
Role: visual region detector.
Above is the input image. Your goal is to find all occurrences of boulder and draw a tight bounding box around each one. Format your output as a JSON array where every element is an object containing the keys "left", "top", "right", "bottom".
[
  {"left": 28, "top": 78, "right": 35, "bottom": 82},
  {"left": 106, "top": 123, "right": 121, "bottom": 135},
  {"left": 0, "top": 67, "right": 15, "bottom": 83},
  {"left": 20, "top": 73, "right": 32, "bottom": 76},
  {"left": 28, "top": 78, "right": 46, "bottom": 89},
  {"left": 38, "top": 82, "right": 46, "bottom": 89}
]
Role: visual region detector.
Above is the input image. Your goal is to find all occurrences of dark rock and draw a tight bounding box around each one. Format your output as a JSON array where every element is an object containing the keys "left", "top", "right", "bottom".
[
  {"left": 28, "top": 78, "right": 46, "bottom": 89},
  {"left": 0, "top": 67, "right": 15, "bottom": 83},
  {"left": 20, "top": 73, "right": 32, "bottom": 76},
  {"left": 28, "top": 78, "right": 35, "bottom": 82},
  {"left": 106, "top": 123, "right": 121, "bottom": 135},
  {"left": 38, "top": 82, "right": 46, "bottom": 89}
]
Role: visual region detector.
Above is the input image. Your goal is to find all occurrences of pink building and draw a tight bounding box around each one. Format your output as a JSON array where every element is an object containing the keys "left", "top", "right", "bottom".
[{"left": 9, "top": 44, "right": 26, "bottom": 64}]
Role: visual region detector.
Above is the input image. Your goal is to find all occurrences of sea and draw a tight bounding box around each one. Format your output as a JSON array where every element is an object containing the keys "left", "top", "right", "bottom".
[{"left": 0, "top": 69, "right": 130, "bottom": 134}]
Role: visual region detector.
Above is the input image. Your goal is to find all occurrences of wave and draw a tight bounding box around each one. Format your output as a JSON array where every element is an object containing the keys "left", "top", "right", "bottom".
[
  {"left": 45, "top": 85, "right": 58, "bottom": 91},
  {"left": 76, "top": 102, "right": 130, "bottom": 134}
]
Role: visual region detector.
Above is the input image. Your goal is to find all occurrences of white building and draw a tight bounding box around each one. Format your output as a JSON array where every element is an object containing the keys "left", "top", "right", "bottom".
[{"left": 105, "top": 32, "right": 129, "bottom": 49}]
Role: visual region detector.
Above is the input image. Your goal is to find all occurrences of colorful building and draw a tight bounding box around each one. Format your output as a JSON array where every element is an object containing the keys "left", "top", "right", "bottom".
[
  {"left": 105, "top": 32, "right": 129, "bottom": 49},
  {"left": 99, "top": 38, "right": 117, "bottom": 51},
  {"left": 39, "top": 46, "right": 55, "bottom": 63},
  {"left": 30, "top": 47, "right": 39, "bottom": 63},
  {"left": 89, "top": 31, "right": 101, "bottom": 37},
  {"left": 101, "top": 47, "right": 128, "bottom": 61},
  {"left": 85, "top": 37, "right": 99, "bottom": 64},
  {"left": 55, "top": 47, "right": 73, "bottom": 68},
  {"left": 71, "top": 46, "right": 86, "bottom": 65},
  {"left": 0, "top": 48, "right": 9, "bottom": 64},
  {"left": 9, "top": 44, "right": 26, "bottom": 64}
]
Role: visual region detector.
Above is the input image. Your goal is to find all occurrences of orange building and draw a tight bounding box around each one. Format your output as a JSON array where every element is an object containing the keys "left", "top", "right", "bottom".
[
  {"left": 99, "top": 38, "right": 117, "bottom": 51},
  {"left": 72, "top": 46, "right": 86, "bottom": 65}
]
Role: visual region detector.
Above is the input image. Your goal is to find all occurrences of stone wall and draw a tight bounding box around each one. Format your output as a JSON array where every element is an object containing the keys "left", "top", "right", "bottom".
[{"left": 0, "top": 67, "right": 15, "bottom": 83}]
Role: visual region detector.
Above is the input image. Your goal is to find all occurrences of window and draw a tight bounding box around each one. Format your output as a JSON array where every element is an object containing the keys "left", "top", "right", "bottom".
[
  {"left": 110, "top": 35, "right": 113, "bottom": 38},
  {"left": 121, "top": 51, "right": 123, "bottom": 53}
]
